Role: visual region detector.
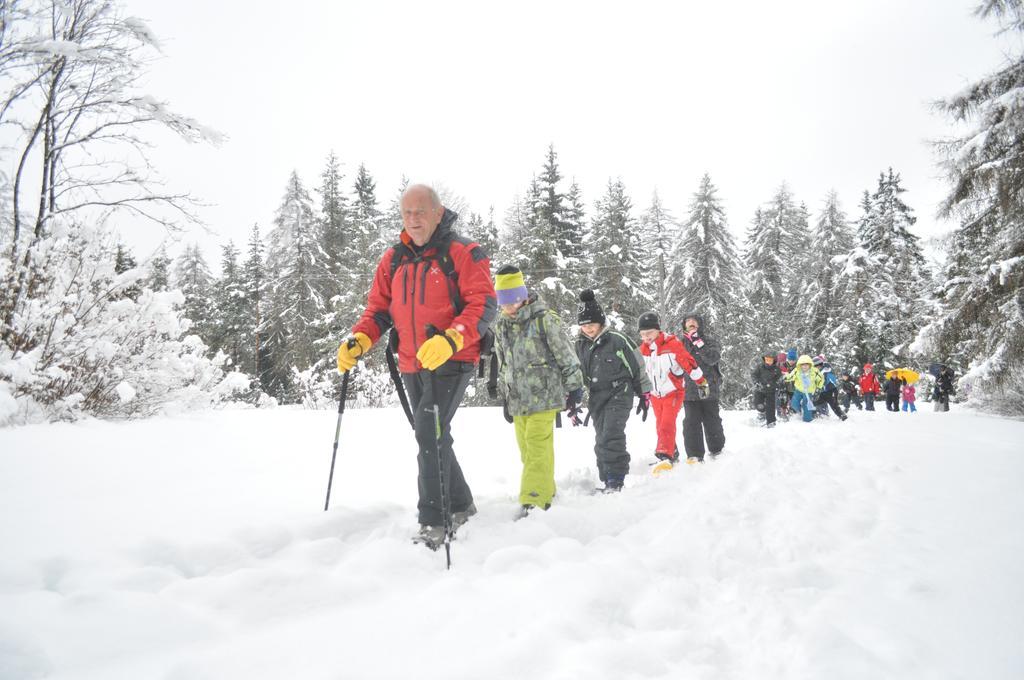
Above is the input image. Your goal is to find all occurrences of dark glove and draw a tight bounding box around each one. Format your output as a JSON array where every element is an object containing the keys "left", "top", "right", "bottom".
[
  {"left": 635, "top": 392, "right": 650, "bottom": 422},
  {"left": 696, "top": 378, "right": 711, "bottom": 400},
  {"left": 565, "top": 388, "right": 584, "bottom": 427},
  {"left": 502, "top": 400, "right": 513, "bottom": 424}
]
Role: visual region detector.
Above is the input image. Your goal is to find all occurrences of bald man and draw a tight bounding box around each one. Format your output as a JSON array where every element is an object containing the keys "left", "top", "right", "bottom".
[{"left": 337, "top": 184, "right": 497, "bottom": 549}]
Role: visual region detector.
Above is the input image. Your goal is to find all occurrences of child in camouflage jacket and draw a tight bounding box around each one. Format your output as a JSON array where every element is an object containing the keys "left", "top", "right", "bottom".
[{"left": 493, "top": 266, "right": 583, "bottom": 517}]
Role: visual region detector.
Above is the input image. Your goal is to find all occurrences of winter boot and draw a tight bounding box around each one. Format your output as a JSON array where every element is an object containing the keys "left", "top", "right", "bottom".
[
  {"left": 451, "top": 502, "right": 477, "bottom": 531},
  {"left": 652, "top": 450, "right": 677, "bottom": 474},
  {"left": 414, "top": 524, "right": 446, "bottom": 551},
  {"left": 652, "top": 459, "right": 674, "bottom": 474},
  {"left": 516, "top": 503, "right": 550, "bottom": 520},
  {"left": 709, "top": 450, "right": 723, "bottom": 460},
  {"left": 686, "top": 456, "right": 704, "bottom": 465},
  {"left": 600, "top": 477, "right": 625, "bottom": 493}
]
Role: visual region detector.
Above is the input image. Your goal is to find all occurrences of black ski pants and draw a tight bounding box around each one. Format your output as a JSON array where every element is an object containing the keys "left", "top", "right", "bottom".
[
  {"left": 823, "top": 391, "right": 845, "bottom": 418},
  {"left": 683, "top": 399, "right": 726, "bottom": 461},
  {"left": 840, "top": 392, "right": 862, "bottom": 411},
  {"left": 865, "top": 394, "right": 876, "bottom": 411},
  {"left": 754, "top": 387, "right": 777, "bottom": 426},
  {"left": 885, "top": 394, "right": 900, "bottom": 411},
  {"left": 403, "top": 361, "right": 474, "bottom": 527},
  {"left": 590, "top": 384, "right": 632, "bottom": 483}
]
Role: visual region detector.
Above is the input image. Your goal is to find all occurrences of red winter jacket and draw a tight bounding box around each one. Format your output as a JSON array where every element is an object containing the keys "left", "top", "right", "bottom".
[
  {"left": 859, "top": 372, "right": 881, "bottom": 395},
  {"left": 352, "top": 210, "right": 497, "bottom": 373},
  {"left": 639, "top": 332, "right": 703, "bottom": 398}
]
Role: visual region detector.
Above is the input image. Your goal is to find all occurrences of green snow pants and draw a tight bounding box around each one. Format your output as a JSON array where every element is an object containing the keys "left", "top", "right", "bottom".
[{"left": 513, "top": 408, "right": 559, "bottom": 507}]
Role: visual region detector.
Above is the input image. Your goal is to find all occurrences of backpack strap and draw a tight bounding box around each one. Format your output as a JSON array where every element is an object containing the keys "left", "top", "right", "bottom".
[{"left": 388, "top": 235, "right": 464, "bottom": 315}]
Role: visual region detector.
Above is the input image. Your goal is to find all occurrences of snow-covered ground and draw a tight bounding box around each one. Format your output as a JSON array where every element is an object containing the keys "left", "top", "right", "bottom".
[{"left": 1, "top": 405, "right": 1022, "bottom": 680}]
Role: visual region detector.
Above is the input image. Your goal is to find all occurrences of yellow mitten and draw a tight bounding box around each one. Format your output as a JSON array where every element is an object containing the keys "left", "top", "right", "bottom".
[
  {"left": 416, "top": 329, "right": 463, "bottom": 370},
  {"left": 336, "top": 332, "right": 372, "bottom": 372}
]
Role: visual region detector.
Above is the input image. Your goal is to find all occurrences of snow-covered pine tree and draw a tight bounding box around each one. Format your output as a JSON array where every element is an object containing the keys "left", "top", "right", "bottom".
[
  {"left": 639, "top": 191, "right": 677, "bottom": 323},
  {"left": 497, "top": 193, "right": 531, "bottom": 271},
  {"left": 210, "top": 241, "right": 249, "bottom": 371},
  {"left": 743, "top": 189, "right": 796, "bottom": 350},
  {"left": 855, "top": 190, "right": 875, "bottom": 245},
  {"left": 666, "top": 174, "right": 748, "bottom": 403},
  {"left": 381, "top": 176, "right": 409, "bottom": 241},
  {"left": 588, "top": 178, "right": 648, "bottom": 328},
  {"left": 333, "top": 165, "right": 396, "bottom": 408},
  {"left": 862, "top": 168, "right": 929, "bottom": 360},
  {"left": 563, "top": 181, "right": 587, "bottom": 302},
  {"left": 317, "top": 151, "right": 350, "bottom": 287},
  {"left": 525, "top": 176, "right": 560, "bottom": 279},
  {"left": 830, "top": 243, "right": 885, "bottom": 369},
  {"left": 914, "top": 0, "right": 1024, "bottom": 413},
  {"left": 350, "top": 164, "right": 385, "bottom": 301},
  {"left": 668, "top": 174, "right": 743, "bottom": 331},
  {"left": 787, "top": 199, "right": 814, "bottom": 335},
  {"left": 172, "top": 243, "right": 216, "bottom": 346},
  {"left": 534, "top": 147, "right": 580, "bottom": 318},
  {"left": 114, "top": 244, "right": 141, "bottom": 301},
  {"left": 242, "top": 224, "right": 268, "bottom": 387},
  {"left": 498, "top": 176, "right": 559, "bottom": 298},
  {"left": 801, "top": 191, "right": 857, "bottom": 365},
  {"left": 145, "top": 246, "right": 171, "bottom": 292},
  {"left": 565, "top": 181, "right": 587, "bottom": 247},
  {"left": 539, "top": 146, "right": 573, "bottom": 259},
  {"left": 262, "top": 171, "right": 330, "bottom": 401},
  {"left": 464, "top": 207, "right": 499, "bottom": 259}
]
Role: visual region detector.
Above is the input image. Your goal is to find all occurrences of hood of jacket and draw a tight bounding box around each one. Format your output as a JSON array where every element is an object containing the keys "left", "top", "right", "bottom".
[{"left": 682, "top": 311, "right": 706, "bottom": 333}]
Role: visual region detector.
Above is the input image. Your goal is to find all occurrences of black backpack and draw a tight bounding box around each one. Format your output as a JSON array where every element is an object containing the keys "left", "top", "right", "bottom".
[{"left": 383, "top": 234, "right": 495, "bottom": 427}]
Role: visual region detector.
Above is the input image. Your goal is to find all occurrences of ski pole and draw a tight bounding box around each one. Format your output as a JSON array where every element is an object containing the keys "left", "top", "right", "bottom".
[
  {"left": 324, "top": 340, "right": 356, "bottom": 512},
  {"left": 424, "top": 325, "right": 453, "bottom": 569}
]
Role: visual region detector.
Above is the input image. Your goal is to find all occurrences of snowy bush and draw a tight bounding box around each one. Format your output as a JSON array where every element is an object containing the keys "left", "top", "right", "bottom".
[{"left": 0, "top": 221, "right": 264, "bottom": 426}]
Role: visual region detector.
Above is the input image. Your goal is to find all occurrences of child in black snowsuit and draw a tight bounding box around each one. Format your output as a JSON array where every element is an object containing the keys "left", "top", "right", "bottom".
[
  {"left": 575, "top": 290, "right": 651, "bottom": 492},
  {"left": 884, "top": 376, "right": 901, "bottom": 411},
  {"left": 933, "top": 367, "right": 955, "bottom": 412},
  {"left": 839, "top": 373, "right": 862, "bottom": 412},
  {"left": 813, "top": 355, "right": 848, "bottom": 421},
  {"left": 751, "top": 352, "right": 781, "bottom": 428}
]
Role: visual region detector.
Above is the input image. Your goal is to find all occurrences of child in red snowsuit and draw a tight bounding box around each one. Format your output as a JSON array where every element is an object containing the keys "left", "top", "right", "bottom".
[
  {"left": 637, "top": 312, "right": 708, "bottom": 465},
  {"left": 859, "top": 363, "right": 882, "bottom": 411}
]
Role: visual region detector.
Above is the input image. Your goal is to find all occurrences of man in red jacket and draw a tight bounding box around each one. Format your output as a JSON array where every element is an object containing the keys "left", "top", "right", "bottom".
[
  {"left": 859, "top": 363, "right": 881, "bottom": 411},
  {"left": 336, "top": 184, "right": 497, "bottom": 547}
]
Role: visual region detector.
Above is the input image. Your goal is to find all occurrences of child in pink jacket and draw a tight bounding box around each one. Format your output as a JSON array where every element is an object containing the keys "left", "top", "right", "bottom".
[{"left": 901, "top": 381, "right": 917, "bottom": 413}]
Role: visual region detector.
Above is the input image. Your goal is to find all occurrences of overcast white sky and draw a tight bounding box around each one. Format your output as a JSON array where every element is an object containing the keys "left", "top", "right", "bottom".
[{"left": 121, "top": 0, "right": 1020, "bottom": 265}]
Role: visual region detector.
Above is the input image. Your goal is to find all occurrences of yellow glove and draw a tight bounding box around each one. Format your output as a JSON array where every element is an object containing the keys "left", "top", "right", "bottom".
[
  {"left": 416, "top": 328, "right": 464, "bottom": 371},
  {"left": 336, "top": 332, "right": 372, "bottom": 373}
]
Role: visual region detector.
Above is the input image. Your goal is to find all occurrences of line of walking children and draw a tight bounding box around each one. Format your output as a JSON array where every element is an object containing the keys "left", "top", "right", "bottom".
[
  {"left": 753, "top": 355, "right": 951, "bottom": 424},
  {"left": 493, "top": 273, "right": 728, "bottom": 508}
]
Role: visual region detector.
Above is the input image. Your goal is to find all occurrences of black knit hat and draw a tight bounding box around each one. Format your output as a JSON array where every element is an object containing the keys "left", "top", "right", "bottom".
[
  {"left": 638, "top": 311, "right": 660, "bottom": 331},
  {"left": 577, "top": 289, "right": 606, "bottom": 325}
]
